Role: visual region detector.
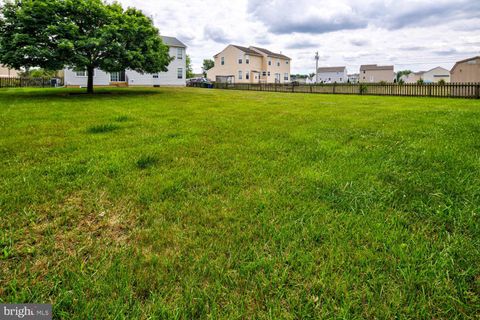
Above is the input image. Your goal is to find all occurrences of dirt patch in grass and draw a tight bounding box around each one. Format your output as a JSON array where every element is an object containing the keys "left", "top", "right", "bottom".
[{"left": 0, "top": 190, "right": 137, "bottom": 294}]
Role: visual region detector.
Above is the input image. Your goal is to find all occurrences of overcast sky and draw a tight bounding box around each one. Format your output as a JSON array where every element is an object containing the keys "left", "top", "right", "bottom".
[{"left": 119, "top": 0, "right": 480, "bottom": 75}]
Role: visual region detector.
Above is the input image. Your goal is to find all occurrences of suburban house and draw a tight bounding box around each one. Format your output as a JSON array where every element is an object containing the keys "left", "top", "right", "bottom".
[
  {"left": 402, "top": 67, "right": 451, "bottom": 83},
  {"left": 402, "top": 71, "right": 423, "bottom": 83},
  {"left": 206, "top": 45, "right": 291, "bottom": 84},
  {"left": 451, "top": 56, "right": 480, "bottom": 83},
  {"left": 359, "top": 64, "right": 395, "bottom": 83},
  {"left": 0, "top": 65, "right": 19, "bottom": 77},
  {"left": 64, "top": 36, "right": 187, "bottom": 87},
  {"left": 317, "top": 66, "right": 347, "bottom": 83},
  {"left": 348, "top": 73, "right": 359, "bottom": 83}
]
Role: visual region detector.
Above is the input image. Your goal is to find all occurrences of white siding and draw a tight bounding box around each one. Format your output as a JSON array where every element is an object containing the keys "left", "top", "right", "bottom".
[
  {"left": 318, "top": 70, "right": 348, "bottom": 83},
  {"left": 64, "top": 47, "right": 186, "bottom": 87},
  {"left": 64, "top": 69, "right": 110, "bottom": 86}
]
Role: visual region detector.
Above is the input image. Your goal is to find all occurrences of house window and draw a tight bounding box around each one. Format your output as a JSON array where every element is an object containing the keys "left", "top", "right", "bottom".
[
  {"left": 75, "top": 70, "right": 86, "bottom": 77},
  {"left": 177, "top": 48, "right": 183, "bottom": 59},
  {"left": 221, "top": 57, "right": 225, "bottom": 65},
  {"left": 177, "top": 68, "right": 183, "bottom": 79},
  {"left": 110, "top": 71, "right": 125, "bottom": 82},
  {"left": 246, "top": 71, "right": 250, "bottom": 80},
  {"left": 277, "top": 60, "right": 280, "bottom": 67},
  {"left": 238, "top": 71, "right": 242, "bottom": 80},
  {"left": 153, "top": 74, "right": 159, "bottom": 79},
  {"left": 268, "top": 71, "right": 271, "bottom": 76},
  {"left": 238, "top": 58, "right": 242, "bottom": 64},
  {"left": 286, "top": 61, "right": 289, "bottom": 65},
  {"left": 262, "top": 71, "right": 266, "bottom": 76},
  {"left": 284, "top": 73, "right": 288, "bottom": 81},
  {"left": 246, "top": 55, "right": 250, "bottom": 64},
  {"left": 268, "top": 60, "right": 272, "bottom": 66},
  {"left": 340, "top": 78, "right": 342, "bottom": 82}
]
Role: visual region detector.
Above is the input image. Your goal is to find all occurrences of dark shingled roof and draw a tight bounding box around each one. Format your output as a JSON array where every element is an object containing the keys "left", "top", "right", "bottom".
[
  {"left": 160, "top": 36, "right": 187, "bottom": 48},
  {"left": 317, "top": 66, "right": 346, "bottom": 73},
  {"left": 360, "top": 64, "right": 394, "bottom": 71},
  {"left": 231, "top": 45, "right": 263, "bottom": 56},
  {"left": 250, "top": 46, "right": 291, "bottom": 60}
]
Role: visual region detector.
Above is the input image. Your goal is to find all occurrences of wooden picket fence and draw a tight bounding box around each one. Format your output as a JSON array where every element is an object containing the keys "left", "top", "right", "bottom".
[
  {"left": 205, "top": 82, "right": 480, "bottom": 99},
  {"left": 0, "top": 77, "right": 63, "bottom": 88}
]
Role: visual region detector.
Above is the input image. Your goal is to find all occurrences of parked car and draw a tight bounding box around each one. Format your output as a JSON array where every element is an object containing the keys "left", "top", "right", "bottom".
[{"left": 187, "top": 77, "right": 213, "bottom": 88}]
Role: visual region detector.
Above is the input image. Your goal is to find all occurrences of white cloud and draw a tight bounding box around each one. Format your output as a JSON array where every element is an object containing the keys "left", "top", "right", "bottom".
[{"left": 117, "top": 0, "right": 480, "bottom": 74}]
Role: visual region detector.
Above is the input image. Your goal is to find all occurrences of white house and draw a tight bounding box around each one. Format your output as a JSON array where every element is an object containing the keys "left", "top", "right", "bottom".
[
  {"left": 317, "top": 66, "right": 348, "bottom": 83},
  {"left": 64, "top": 36, "right": 187, "bottom": 87},
  {"left": 348, "top": 73, "right": 359, "bottom": 83},
  {"left": 402, "top": 67, "right": 450, "bottom": 83}
]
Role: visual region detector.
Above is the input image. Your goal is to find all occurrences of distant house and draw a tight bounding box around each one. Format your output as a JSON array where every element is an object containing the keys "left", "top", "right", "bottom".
[
  {"left": 451, "top": 56, "right": 480, "bottom": 83},
  {"left": 206, "top": 44, "right": 291, "bottom": 84},
  {"left": 348, "top": 73, "right": 359, "bottom": 83},
  {"left": 0, "top": 65, "right": 19, "bottom": 78},
  {"left": 64, "top": 36, "right": 187, "bottom": 87},
  {"left": 403, "top": 67, "right": 450, "bottom": 83},
  {"left": 317, "top": 66, "right": 347, "bottom": 83},
  {"left": 402, "top": 72, "right": 423, "bottom": 83},
  {"left": 291, "top": 75, "right": 307, "bottom": 84},
  {"left": 359, "top": 64, "right": 394, "bottom": 83}
]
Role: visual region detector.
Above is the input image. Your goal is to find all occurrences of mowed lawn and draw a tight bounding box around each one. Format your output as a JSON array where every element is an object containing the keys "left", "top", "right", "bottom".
[{"left": 1, "top": 87, "right": 479, "bottom": 319}]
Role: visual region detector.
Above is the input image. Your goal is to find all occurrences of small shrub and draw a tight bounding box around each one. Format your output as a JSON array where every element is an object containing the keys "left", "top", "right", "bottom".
[
  {"left": 438, "top": 79, "right": 446, "bottom": 86},
  {"left": 359, "top": 84, "right": 368, "bottom": 94},
  {"left": 417, "top": 79, "right": 425, "bottom": 85},
  {"left": 136, "top": 155, "right": 158, "bottom": 169},
  {"left": 379, "top": 81, "right": 387, "bottom": 85},
  {"left": 87, "top": 124, "right": 119, "bottom": 134}
]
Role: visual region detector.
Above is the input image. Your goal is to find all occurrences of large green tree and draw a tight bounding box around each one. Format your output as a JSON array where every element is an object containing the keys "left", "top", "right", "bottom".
[
  {"left": 202, "top": 59, "right": 214, "bottom": 77},
  {"left": 0, "top": 0, "right": 172, "bottom": 93}
]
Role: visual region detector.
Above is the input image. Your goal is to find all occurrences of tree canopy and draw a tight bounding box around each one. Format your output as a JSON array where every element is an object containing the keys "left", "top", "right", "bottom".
[
  {"left": 0, "top": 0, "right": 172, "bottom": 93},
  {"left": 202, "top": 59, "right": 214, "bottom": 77}
]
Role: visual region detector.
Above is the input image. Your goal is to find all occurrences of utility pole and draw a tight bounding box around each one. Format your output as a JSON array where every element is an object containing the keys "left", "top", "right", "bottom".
[{"left": 315, "top": 51, "right": 319, "bottom": 84}]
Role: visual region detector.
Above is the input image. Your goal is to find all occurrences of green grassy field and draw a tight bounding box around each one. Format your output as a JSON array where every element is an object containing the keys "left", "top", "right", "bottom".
[{"left": 1, "top": 87, "right": 479, "bottom": 319}]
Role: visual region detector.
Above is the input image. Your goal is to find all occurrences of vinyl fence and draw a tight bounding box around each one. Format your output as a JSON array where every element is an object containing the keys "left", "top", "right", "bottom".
[
  {"left": 0, "top": 77, "right": 63, "bottom": 88},
  {"left": 203, "top": 82, "right": 480, "bottom": 99}
]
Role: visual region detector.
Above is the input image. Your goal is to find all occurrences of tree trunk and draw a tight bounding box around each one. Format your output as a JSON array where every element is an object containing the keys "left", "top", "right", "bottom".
[{"left": 87, "top": 66, "right": 94, "bottom": 94}]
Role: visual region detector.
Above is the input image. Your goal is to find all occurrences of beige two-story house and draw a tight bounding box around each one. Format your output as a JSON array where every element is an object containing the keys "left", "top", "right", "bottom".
[
  {"left": 451, "top": 56, "right": 480, "bottom": 83},
  {"left": 0, "top": 64, "right": 19, "bottom": 77},
  {"left": 359, "top": 64, "right": 395, "bottom": 83},
  {"left": 207, "top": 45, "right": 291, "bottom": 84}
]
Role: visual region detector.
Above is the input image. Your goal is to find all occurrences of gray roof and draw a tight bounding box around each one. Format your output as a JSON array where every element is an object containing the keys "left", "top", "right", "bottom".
[
  {"left": 250, "top": 46, "right": 291, "bottom": 60},
  {"left": 160, "top": 36, "right": 187, "bottom": 48},
  {"left": 360, "top": 64, "right": 394, "bottom": 71},
  {"left": 231, "top": 45, "right": 263, "bottom": 56},
  {"left": 318, "top": 66, "right": 346, "bottom": 73}
]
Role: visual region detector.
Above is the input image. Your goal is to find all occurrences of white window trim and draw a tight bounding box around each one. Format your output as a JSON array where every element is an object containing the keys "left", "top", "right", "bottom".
[{"left": 177, "top": 68, "right": 183, "bottom": 79}]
